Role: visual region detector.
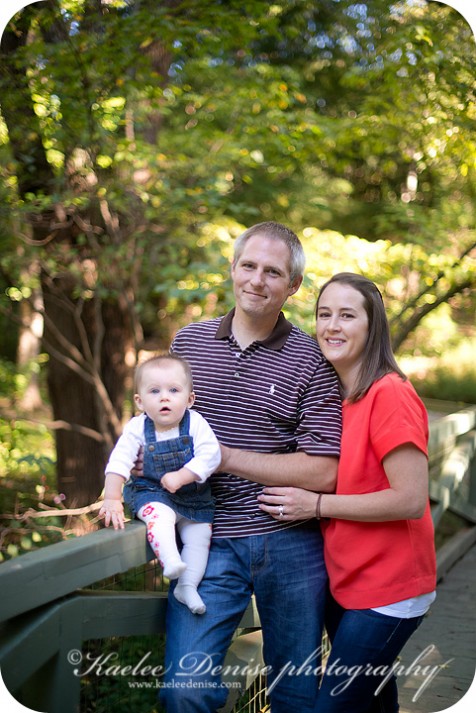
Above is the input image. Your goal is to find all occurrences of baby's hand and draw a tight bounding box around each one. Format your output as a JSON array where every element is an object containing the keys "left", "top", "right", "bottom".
[
  {"left": 161, "top": 468, "right": 196, "bottom": 494},
  {"left": 161, "top": 471, "right": 182, "bottom": 494},
  {"left": 99, "top": 499, "right": 125, "bottom": 530}
]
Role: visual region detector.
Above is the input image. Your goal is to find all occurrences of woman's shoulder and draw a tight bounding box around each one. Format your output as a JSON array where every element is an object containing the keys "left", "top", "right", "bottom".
[
  {"left": 367, "top": 373, "right": 427, "bottom": 424},
  {"left": 370, "top": 372, "right": 420, "bottom": 400}
]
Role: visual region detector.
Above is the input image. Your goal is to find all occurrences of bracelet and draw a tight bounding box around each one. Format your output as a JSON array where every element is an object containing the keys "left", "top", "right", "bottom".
[{"left": 315, "top": 493, "right": 323, "bottom": 520}]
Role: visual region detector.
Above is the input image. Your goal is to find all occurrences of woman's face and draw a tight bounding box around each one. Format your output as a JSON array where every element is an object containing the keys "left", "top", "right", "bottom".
[{"left": 316, "top": 282, "right": 369, "bottom": 379}]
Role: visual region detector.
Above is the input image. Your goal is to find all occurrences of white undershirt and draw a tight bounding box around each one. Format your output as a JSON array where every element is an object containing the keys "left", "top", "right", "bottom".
[{"left": 371, "top": 590, "right": 436, "bottom": 618}]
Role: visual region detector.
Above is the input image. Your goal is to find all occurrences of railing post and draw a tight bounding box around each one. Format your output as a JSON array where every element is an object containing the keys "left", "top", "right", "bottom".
[
  {"left": 15, "top": 601, "right": 83, "bottom": 713},
  {"left": 469, "top": 430, "right": 476, "bottom": 508}
]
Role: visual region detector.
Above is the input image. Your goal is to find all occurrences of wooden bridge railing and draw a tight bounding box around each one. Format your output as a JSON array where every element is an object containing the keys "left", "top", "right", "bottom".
[{"left": 1, "top": 401, "right": 476, "bottom": 713}]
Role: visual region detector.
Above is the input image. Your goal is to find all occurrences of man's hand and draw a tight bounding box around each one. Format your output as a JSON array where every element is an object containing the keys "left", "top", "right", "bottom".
[
  {"left": 130, "top": 445, "right": 144, "bottom": 478},
  {"left": 99, "top": 499, "right": 125, "bottom": 530}
]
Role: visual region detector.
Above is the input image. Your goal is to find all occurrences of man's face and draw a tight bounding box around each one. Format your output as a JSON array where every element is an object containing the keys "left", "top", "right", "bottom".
[{"left": 231, "top": 234, "right": 302, "bottom": 321}]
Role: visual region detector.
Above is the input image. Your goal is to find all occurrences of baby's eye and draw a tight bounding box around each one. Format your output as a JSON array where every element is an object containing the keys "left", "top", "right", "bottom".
[{"left": 170, "top": 387, "right": 179, "bottom": 393}]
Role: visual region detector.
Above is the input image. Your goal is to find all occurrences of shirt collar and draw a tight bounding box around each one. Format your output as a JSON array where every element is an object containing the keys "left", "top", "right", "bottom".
[{"left": 215, "top": 309, "right": 293, "bottom": 350}]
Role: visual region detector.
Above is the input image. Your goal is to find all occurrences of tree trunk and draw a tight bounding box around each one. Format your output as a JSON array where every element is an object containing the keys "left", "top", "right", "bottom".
[
  {"left": 1, "top": 12, "right": 134, "bottom": 506},
  {"left": 41, "top": 262, "right": 134, "bottom": 506},
  {"left": 17, "top": 284, "right": 44, "bottom": 412}
]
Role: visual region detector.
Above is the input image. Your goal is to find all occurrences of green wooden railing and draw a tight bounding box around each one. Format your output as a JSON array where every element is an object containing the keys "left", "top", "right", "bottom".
[{"left": 1, "top": 401, "right": 476, "bottom": 713}]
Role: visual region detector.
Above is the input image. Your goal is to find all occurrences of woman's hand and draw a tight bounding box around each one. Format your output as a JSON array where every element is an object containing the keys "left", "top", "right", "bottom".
[{"left": 257, "top": 486, "right": 319, "bottom": 522}]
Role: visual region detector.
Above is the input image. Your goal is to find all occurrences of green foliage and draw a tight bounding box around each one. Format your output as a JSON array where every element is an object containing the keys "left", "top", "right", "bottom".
[
  {"left": 416, "top": 366, "right": 476, "bottom": 405},
  {"left": 409, "top": 339, "right": 476, "bottom": 405},
  {"left": 1, "top": 0, "right": 474, "bottom": 333},
  {"left": 0, "top": 0, "right": 475, "bottom": 505},
  {"left": 80, "top": 635, "right": 166, "bottom": 713},
  {"left": 0, "top": 359, "right": 76, "bottom": 561}
]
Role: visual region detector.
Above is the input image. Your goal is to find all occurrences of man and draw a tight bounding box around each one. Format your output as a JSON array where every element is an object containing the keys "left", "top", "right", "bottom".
[{"left": 161, "top": 221, "right": 341, "bottom": 712}]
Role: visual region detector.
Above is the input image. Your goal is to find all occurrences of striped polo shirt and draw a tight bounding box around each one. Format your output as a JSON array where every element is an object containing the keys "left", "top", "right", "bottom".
[{"left": 172, "top": 309, "right": 342, "bottom": 538}]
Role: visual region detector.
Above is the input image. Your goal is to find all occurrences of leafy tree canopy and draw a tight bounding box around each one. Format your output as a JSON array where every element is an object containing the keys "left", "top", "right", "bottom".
[{"left": 0, "top": 0, "right": 474, "bottom": 503}]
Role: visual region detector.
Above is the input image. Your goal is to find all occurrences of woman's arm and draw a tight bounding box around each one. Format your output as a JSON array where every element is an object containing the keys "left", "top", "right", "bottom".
[{"left": 258, "top": 443, "right": 428, "bottom": 522}]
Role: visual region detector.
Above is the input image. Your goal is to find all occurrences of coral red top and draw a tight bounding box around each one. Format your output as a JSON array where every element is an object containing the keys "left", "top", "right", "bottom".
[{"left": 322, "top": 373, "right": 437, "bottom": 609}]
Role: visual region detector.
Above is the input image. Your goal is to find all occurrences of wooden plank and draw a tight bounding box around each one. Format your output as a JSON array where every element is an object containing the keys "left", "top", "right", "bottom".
[
  {"left": 220, "top": 631, "right": 265, "bottom": 713},
  {"left": 429, "top": 432, "right": 476, "bottom": 527},
  {"left": 0, "top": 598, "right": 76, "bottom": 691},
  {"left": 428, "top": 407, "right": 476, "bottom": 467},
  {"left": 0, "top": 588, "right": 261, "bottom": 693},
  {"left": 0, "top": 522, "right": 153, "bottom": 624},
  {"left": 436, "top": 527, "right": 476, "bottom": 581},
  {"left": 80, "top": 591, "right": 168, "bottom": 639}
]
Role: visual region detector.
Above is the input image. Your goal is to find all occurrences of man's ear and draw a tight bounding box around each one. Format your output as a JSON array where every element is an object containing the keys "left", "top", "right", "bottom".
[{"left": 288, "top": 275, "right": 303, "bottom": 297}]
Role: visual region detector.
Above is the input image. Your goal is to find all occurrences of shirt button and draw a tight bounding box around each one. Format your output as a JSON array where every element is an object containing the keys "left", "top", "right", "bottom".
[
  {"left": 148, "top": 445, "right": 154, "bottom": 451},
  {"left": 234, "top": 372, "right": 240, "bottom": 377}
]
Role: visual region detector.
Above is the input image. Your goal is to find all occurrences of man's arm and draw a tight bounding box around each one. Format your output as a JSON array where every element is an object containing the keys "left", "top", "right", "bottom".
[{"left": 219, "top": 445, "right": 337, "bottom": 492}]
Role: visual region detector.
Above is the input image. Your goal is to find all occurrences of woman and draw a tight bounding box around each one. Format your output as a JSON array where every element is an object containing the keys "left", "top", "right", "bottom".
[{"left": 258, "top": 272, "right": 437, "bottom": 712}]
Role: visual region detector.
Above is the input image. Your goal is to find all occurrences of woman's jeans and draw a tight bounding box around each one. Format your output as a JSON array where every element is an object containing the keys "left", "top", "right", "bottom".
[
  {"left": 315, "top": 595, "right": 425, "bottom": 713},
  {"left": 161, "top": 523, "right": 327, "bottom": 713}
]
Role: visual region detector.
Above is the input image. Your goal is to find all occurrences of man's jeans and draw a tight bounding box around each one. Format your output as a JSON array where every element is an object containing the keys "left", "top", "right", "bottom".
[
  {"left": 315, "top": 596, "right": 424, "bottom": 713},
  {"left": 161, "top": 523, "right": 327, "bottom": 713}
]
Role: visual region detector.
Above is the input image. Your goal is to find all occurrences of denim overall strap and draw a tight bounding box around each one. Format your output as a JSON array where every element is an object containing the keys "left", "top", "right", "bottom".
[
  {"left": 179, "top": 409, "right": 191, "bottom": 438},
  {"left": 144, "top": 413, "right": 158, "bottom": 445}
]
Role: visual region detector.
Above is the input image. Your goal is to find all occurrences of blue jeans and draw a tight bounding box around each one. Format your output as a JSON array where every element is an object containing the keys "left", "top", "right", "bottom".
[
  {"left": 315, "top": 595, "right": 424, "bottom": 713},
  {"left": 160, "top": 523, "right": 327, "bottom": 713}
]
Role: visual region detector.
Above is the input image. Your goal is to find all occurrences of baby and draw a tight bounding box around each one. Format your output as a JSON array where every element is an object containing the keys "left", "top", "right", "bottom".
[{"left": 99, "top": 353, "right": 220, "bottom": 614}]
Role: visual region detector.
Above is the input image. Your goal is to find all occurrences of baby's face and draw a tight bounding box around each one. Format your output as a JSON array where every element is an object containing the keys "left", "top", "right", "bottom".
[{"left": 134, "top": 362, "right": 194, "bottom": 431}]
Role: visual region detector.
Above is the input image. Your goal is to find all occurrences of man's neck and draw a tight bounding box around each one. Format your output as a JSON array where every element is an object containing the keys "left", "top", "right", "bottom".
[{"left": 231, "top": 310, "right": 278, "bottom": 350}]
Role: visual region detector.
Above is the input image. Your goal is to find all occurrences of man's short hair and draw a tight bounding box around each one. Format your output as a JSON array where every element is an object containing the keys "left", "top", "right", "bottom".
[{"left": 233, "top": 221, "right": 305, "bottom": 283}]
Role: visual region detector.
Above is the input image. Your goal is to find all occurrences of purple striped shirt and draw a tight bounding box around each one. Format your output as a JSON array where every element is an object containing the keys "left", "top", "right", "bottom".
[{"left": 172, "top": 309, "right": 342, "bottom": 537}]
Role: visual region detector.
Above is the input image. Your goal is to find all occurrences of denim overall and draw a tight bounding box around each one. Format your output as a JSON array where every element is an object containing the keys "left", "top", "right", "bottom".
[{"left": 123, "top": 410, "right": 215, "bottom": 523}]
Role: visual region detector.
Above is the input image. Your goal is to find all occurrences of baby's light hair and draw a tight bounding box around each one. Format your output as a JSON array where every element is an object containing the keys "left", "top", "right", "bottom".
[{"left": 134, "top": 352, "right": 193, "bottom": 393}]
